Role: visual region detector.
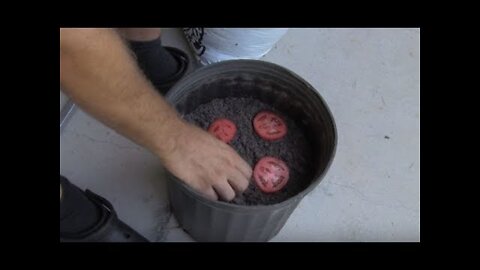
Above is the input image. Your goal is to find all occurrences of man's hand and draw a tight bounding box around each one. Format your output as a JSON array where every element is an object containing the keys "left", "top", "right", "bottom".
[{"left": 160, "top": 121, "right": 252, "bottom": 201}]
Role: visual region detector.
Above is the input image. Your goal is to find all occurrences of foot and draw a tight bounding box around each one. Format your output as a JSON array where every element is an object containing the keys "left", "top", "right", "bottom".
[
  {"left": 128, "top": 38, "right": 189, "bottom": 95},
  {"left": 60, "top": 176, "right": 149, "bottom": 242}
]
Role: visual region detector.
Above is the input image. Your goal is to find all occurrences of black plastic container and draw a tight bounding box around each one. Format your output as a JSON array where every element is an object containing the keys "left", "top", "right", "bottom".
[{"left": 165, "top": 60, "right": 337, "bottom": 242}]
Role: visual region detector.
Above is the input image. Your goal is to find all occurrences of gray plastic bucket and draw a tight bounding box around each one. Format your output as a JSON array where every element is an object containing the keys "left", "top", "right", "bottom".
[{"left": 165, "top": 60, "right": 337, "bottom": 242}]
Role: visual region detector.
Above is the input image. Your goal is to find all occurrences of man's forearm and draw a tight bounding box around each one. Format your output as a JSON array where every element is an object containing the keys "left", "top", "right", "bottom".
[{"left": 60, "top": 28, "right": 183, "bottom": 157}]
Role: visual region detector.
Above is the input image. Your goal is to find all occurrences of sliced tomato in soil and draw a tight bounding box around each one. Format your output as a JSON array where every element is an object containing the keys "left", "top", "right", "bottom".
[
  {"left": 253, "top": 111, "right": 287, "bottom": 141},
  {"left": 208, "top": 118, "right": 237, "bottom": 143},
  {"left": 253, "top": 156, "right": 290, "bottom": 193}
]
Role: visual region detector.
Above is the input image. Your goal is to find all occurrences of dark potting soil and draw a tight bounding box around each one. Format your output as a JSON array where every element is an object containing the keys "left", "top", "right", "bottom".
[{"left": 184, "top": 97, "right": 315, "bottom": 205}]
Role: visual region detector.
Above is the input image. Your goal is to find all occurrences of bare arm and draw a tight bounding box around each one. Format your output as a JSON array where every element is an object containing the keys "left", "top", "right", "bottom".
[{"left": 60, "top": 28, "right": 251, "bottom": 201}]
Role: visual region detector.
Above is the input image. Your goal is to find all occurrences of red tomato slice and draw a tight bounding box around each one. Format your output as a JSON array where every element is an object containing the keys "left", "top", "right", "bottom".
[
  {"left": 253, "top": 111, "right": 287, "bottom": 141},
  {"left": 253, "top": 156, "right": 290, "bottom": 193},
  {"left": 208, "top": 118, "right": 237, "bottom": 143}
]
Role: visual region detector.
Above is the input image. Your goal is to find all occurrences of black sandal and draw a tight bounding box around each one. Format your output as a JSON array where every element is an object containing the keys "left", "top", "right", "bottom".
[
  {"left": 60, "top": 189, "right": 149, "bottom": 242},
  {"left": 154, "top": 47, "right": 189, "bottom": 95}
]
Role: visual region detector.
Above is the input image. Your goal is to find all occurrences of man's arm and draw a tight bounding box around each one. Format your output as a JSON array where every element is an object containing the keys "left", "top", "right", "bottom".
[{"left": 60, "top": 28, "right": 251, "bottom": 201}]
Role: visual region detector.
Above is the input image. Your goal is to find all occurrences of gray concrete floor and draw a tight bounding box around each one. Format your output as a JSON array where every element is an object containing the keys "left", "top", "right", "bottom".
[{"left": 60, "top": 28, "right": 420, "bottom": 242}]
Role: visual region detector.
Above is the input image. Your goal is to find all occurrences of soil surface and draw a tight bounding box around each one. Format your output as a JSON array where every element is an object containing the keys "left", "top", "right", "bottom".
[{"left": 184, "top": 97, "right": 315, "bottom": 205}]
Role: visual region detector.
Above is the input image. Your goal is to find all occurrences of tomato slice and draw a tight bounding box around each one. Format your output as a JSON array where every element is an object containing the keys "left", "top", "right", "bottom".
[
  {"left": 253, "top": 111, "right": 287, "bottom": 141},
  {"left": 253, "top": 156, "right": 290, "bottom": 193},
  {"left": 208, "top": 118, "right": 237, "bottom": 143}
]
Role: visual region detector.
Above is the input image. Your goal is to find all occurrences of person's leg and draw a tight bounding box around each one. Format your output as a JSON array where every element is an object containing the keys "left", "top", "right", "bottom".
[{"left": 117, "top": 28, "right": 187, "bottom": 94}]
